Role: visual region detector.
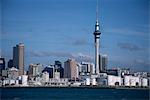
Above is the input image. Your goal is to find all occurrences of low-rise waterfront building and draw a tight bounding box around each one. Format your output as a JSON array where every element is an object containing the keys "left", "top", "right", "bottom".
[
  {"left": 2, "top": 70, "right": 8, "bottom": 78},
  {"left": 54, "top": 70, "right": 60, "bottom": 80},
  {"left": 124, "top": 75, "right": 140, "bottom": 86},
  {"left": 85, "top": 77, "right": 90, "bottom": 85},
  {"left": 107, "top": 75, "right": 122, "bottom": 86},
  {"left": 7, "top": 67, "right": 19, "bottom": 79},
  {"left": 134, "top": 72, "right": 148, "bottom": 78},
  {"left": 49, "top": 78, "right": 68, "bottom": 86},
  {"left": 141, "top": 78, "right": 148, "bottom": 87},
  {"left": 42, "top": 71, "right": 49, "bottom": 83},
  {"left": 96, "top": 73, "right": 108, "bottom": 86},
  {"left": 21, "top": 75, "right": 28, "bottom": 86}
]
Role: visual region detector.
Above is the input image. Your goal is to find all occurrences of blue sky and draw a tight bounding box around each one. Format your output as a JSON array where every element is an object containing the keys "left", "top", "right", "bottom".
[{"left": 1, "top": 0, "right": 149, "bottom": 72}]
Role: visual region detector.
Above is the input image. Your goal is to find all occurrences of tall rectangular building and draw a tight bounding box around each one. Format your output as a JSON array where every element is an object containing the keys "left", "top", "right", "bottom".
[
  {"left": 7, "top": 59, "right": 13, "bottom": 68},
  {"left": 64, "top": 59, "right": 78, "bottom": 79},
  {"left": 0, "top": 58, "right": 5, "bottom": 70},
  {"left": 55, "top": 60, "right": 64, "bottom": 78},
  {"left": 13, "top": 46, "right": 18, "bottom": 68},
  {"left": 99, "top": 54, "right": 108, "bottom": 73},
  {"left": 28, "top": 63, "right": 42, "bottom": 78},
  {"left": 13, "top": 43, "right": 24, "bottom": 75},
  {"left": 0, "top": 58, "right": 5, "bottom": 77}
]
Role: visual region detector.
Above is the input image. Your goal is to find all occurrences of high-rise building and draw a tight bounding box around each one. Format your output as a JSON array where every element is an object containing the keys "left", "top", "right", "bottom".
[
  {"left": 8, "top": 59, "right": 13, "bottom": 68},
  {"left": 28, "top": 63, "right": 42, "bottom": 78},
  {"left": 99, "top": 54, "right": 108, "bottom": 72},
  {"left": 64, "top": 59, "right": 78, "bottom": 79},
  {"left": 13, "top": 43, "right": 24, "bottom": 75},
  {"left": 42, "top": 66, "right": 53, "bottom": 78},
  {"left": 79, "top": 62, "right": 95, "bottom": 76},
  {"left": 0, "top": 58, "right": 5, "bottom": 71},
  {"left": 0, "top": 57, "right": 5, "bottom": 77},
  {"left": 80, "top": 62, "right": 92, "bottom": 73},
  {"left": 55, "top": 61, "right": 64, "bottom": 78},
  {"left": 13, "top": 46, "right": 17, "bottom": 68},
  {"left": 55, "top": 61, "right": 62, "bottom": 68},
  {"left": 93, "top": 0, "right": 101, "bottom": 74}
]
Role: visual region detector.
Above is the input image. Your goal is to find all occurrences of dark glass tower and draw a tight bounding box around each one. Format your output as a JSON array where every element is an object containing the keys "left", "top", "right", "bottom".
[
  {"left": 0, "top": 58, "right": 5, "bottom": 70},
  {"left": 55, "top": 61, "right": 64, "bottom": 78}
]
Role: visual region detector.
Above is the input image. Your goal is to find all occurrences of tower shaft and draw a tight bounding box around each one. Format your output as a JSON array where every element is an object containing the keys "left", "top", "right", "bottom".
[{"left": 95, "top": 35, "right": 100, "bottom": 74}]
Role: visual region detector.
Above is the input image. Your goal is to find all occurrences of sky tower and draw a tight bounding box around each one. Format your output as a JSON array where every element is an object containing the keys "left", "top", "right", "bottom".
[{"left": 93, "top": 0, "right": 101, "bottom": 74}]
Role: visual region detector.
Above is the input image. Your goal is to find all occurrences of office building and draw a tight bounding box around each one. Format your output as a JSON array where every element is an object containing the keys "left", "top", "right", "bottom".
[
  {"left": 7, "top": 67, "right": 19, "bottom": 79},
  {"left": 13, "top": 43, "right": 24, "bottom": 75},
  {"left": 99, "top": 54, "right": 108, "bottom": 73},
  {"left": 0, "top": 58, "right": 5, "bottom": 78},
  {"left": 55, "top": 61, "right": 64, "bottom": 78},
  {"left": 80, "top": 62, "right": 91, "bottom": 73},
  {"left": 79, "top": 62, "right": 94, "bottom": 75},
  {"left": 64, "top": 59, "right": 78, "bottom": 79},
  {"left": 28, "top": 63, "right": 42, "bottom": 78},
  {"left": 8, "top": 59, "right": 13, "bottom": 68},
  {"left": 42, "top": 66, "right": 53, "bottom": 78},
  {"left": 0, "top": 58, "right": 5, "bottom": 71}
]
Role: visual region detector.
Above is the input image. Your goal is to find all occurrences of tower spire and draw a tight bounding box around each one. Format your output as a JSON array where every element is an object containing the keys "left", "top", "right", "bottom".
[
  {"left": 96, "top": 0, "right": 99, "bottom": 22},
  {"left": 95, "top": 0, "right": 100, "bottom": 32}
]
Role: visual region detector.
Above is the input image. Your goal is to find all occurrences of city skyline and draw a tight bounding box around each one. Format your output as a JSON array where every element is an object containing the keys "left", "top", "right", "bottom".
[{"left": 1, "top": 0, "right": 149, "bottom": 72}]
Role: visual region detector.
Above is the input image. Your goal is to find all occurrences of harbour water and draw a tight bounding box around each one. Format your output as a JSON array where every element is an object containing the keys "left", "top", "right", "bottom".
[{"left": 1, "top": 87, "right": 149, "bottom": 100}]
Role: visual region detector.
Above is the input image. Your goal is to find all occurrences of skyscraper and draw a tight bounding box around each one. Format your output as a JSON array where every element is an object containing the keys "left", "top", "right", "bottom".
[
  {"left": 13, "top": 43, "right": 24, "bottom": 75},
  {"left": 8, "top": 59, "right": 13, "bottom": 68},
  {"left": 0, "top": 58, "right": 5, "bottom": 70},
  {"left": 13, "top": 46, "right": 18, "bottom": 68},
  {"left": 0, "top": 58, "right": 5, "bottom": 77},
  {"left": 64, "top": 59, "right": 78, "bottom": 79},
  {"left": 93, "top": 0, "right": 101, "bottom": 74},
  {"left": 99, "top": 54, "right": 108, "bottom": 72},
  {"left": 42, "top": 66, "right": 53, "bottom": 78},
  {"left": 55, "top": 60, "right": 64, "bottom": 78},
  {"left": 101, "top": 55, "right": 108, "bottom": 72},
  {"left": 28, "top": 63, "right": 42, "bottom": 78}
]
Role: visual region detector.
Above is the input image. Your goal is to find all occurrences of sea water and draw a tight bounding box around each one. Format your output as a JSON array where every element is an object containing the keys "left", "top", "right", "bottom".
[{"left": 1, "top": 87, "right": 149, "bottom": 100}]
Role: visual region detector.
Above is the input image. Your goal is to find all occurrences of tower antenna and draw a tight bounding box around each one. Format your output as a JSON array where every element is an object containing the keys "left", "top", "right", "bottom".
[{"left": 96, "top": 0, "right": 99, "bottom": 22}]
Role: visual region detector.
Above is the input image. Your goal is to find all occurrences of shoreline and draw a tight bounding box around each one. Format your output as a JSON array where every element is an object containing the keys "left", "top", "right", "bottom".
[{"left": 1, "top": 85, "right": 149, "bottom": 90}]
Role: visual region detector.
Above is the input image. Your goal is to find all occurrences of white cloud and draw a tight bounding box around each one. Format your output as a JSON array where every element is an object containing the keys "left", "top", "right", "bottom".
[
  {"left": 29, "top": 51, "right": 93, "bottom": 62},
  {"left": 133, "top": 59, "right": 150, "bottom": 66},
  {"left": 75, "top": 52, "right": 93, "bottom": 62},
  {"left": 117, "top": 42, "right": 144, "bottom": 51}
]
